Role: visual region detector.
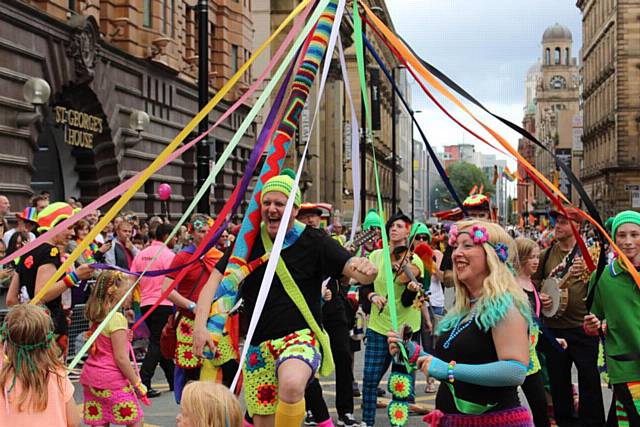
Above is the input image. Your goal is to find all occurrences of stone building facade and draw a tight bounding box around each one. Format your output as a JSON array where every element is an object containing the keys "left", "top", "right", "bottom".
[
  {"left": 576, "top": 0, "right": 640, "bottom": 216},
  {"left": 0, "top": 0, "right": 255, "bottom": 218}
]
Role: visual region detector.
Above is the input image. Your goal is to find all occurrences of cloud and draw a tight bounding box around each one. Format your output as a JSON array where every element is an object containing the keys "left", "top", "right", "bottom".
[{"left": 386, "top": 0, "right": 582, "bottom": 106}]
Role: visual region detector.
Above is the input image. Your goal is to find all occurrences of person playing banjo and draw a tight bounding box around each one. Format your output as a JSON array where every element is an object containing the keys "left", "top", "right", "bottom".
[{"left": 532, "top": 207, "right": 605, "bottom": 427}]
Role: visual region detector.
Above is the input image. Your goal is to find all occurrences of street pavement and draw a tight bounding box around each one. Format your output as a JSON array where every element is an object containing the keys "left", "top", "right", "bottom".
[{"left": 72, "top": 348, "right": 612, "bottom": 427}]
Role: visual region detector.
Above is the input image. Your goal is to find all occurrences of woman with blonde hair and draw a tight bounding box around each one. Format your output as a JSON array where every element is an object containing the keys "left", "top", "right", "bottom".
[
  {"left": 389, "top": 219, "right": 534, "bottom": 426},
  {"left": 0, "top": 304, "right": 80, "bottom": 426},
  {"left": 177, "top": 381, "right": 242, "bottom": 427}
]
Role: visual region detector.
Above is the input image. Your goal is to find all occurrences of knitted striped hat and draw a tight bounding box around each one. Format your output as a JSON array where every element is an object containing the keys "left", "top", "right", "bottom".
[
  {"left": 261, "top": 168, "right": 301, "bottom": 208},
  {"left": 17, "top": 207, "right": 38, "bottom": 224},
  {"left": 37, "top": 202, "right": 78, "bottom": 233},
  {"left": 611, "top": 210, "right": 640, "bottom": 242}
]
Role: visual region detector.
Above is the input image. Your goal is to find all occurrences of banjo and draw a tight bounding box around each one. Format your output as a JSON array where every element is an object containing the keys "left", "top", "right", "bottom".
[{"left": 540, "top": 245, "right": 580, "bottom": 319}]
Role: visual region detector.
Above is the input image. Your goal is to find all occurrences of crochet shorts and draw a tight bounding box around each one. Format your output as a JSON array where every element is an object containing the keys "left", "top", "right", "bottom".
[
  {"left": 244, "top": 328, "right": 321, "bottom": 416},
  {"left": 175, "top": 316, "right": 236, "bottom": 369},
  {"left": 83, "top": 384, "right": 143, "bottom": 426}
]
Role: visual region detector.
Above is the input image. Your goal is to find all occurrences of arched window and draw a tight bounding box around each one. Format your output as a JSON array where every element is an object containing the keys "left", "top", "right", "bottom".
[
  {"left": 545, "top": 48, "right": 551, "bottom": 65},
  {"left": 554, "top": 48, "right": 561, "bottom": 64},
  {"left": 565, "top": 48, "right": 570, "bottom": 65}
]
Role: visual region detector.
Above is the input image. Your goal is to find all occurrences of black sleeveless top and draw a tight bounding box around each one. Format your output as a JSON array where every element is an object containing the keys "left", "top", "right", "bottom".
[{"left": 435, "top": 320, "right": 520, "bottom": 413}]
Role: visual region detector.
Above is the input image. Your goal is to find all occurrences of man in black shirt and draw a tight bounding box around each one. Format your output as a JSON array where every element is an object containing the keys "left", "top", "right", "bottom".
[
  {"left": 193, "top": 170, "right": 377, "bottom": 427},
  {"left": 7, "top": 202, "right": 94, "bottom": 355}
]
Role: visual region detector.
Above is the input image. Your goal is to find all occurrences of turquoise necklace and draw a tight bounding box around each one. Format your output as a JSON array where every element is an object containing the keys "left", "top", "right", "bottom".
[{"left": 443, "top": 298, "right": 478, "bottom": 349}]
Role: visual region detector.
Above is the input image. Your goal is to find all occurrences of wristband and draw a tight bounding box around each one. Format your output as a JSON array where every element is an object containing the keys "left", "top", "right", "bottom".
[
  {"left": 369, "top": 292, "right": 378, "bottom": 302},
  {"left": 187, "top": 302, "right": 197, "bottom": 313},
  {"left": 406, "top": 341, "right": 422, "bottom": 366},
  {"left": 62, "top": 271, "right": 80, "bottom": 288},
  {"left": 447, "top": 360, "right": 456, "bottom": 383}
]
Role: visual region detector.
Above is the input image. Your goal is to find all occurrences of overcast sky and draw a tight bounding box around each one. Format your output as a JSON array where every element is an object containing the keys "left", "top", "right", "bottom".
[{"left": 386, "top": 0, "right": 582, "bottom": 164}]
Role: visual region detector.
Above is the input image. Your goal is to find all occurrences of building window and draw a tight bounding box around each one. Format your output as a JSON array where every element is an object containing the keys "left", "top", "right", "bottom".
[
  {"left": 554, "top": 48, "right": 561, "bottom": 64},
  {"left": 161, "top": 0, "right": 175, "bottom": 36},
  {"left": 565, "top": 47, "right": 570, "bottom": 65},
  {"left": 231, "top": 45, "right": 238, "bottom": 74},
  {"left": 143, "top": 0, "right": 152, "bottom": 28},
  {"left": 69, "top": 0, "right": 77, "bottom": 12},
  {"left": 545, "top": 48, "right": 551, "bottom": 65}
]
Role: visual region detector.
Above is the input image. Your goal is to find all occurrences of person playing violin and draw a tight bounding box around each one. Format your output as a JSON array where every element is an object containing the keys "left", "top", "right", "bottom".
[{"left": 360, "top": 211, "right": 424, "bottom": 427}]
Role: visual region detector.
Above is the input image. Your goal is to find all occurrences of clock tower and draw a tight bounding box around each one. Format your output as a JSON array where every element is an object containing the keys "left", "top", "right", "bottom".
[{"left": 534, "top": 23, "right": 580, "bottom": 207}]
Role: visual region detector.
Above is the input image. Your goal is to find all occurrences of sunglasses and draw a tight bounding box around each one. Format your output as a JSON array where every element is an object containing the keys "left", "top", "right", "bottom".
[{"left": 414, "top": 234, "right": 430, "bottom": 242}]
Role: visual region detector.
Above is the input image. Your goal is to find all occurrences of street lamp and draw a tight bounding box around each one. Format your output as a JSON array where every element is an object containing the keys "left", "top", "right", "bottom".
[
  {"left": 16, "top": 78, "right": 51, "bottom": 128},
  {"left": 410, "top": 109, "right": 423, "bottom": 220},
  {"left": 391, "top": 65, "right": 405, "bottom": 213},
  {"left": 196, "top": 0, "right": 210, "bottom": 214}
]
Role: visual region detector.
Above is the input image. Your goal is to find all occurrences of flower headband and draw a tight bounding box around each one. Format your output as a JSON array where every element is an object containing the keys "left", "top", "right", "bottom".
[
  {"left": 448, "top": 225, "right": 509, "bottom": 263},
  {"left": 189, "top": 217, "right": 214, "bottom": 233}
]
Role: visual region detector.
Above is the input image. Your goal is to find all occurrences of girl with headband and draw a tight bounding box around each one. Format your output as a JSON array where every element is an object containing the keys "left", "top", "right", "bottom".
[
  {"left": 0, "top": 304, "right": 80, "bottom": 425},
  {"left": 389, "top": 219, "right": 534, "bottom": 427},
  {"left": 583, "top": 210, "right": 640, "bottom": 426},
  {"left": 80, "top": 270, "right": 148, "bottom": 426}
]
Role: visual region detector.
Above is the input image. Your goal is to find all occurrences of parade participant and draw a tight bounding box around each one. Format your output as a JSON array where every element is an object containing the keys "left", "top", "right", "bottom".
[
  {"left": 192, "top": 170, "right": 377, "bottom": 427},
  {"left": 80, "top": 271, "right": 148, "bottom": 427},
  {"left": 410, "top": 222, "right": 443, "bottom": 394},
  {"left": 361, "top": 209, "right": 383, "bottom": 253},
  {"left": 164, "top": 214, "right": 236, "bottom": 401},
  {"left": 0, "top": 304, "right": 80, "bottom": 426},
  {"left": 583, "top": 211, "right": 640, "bottom": 427},
  {"left": 331, "top": 220, "right": 347, "bottom": 246},
  {"left": 533, "top": 207, "right": 605, "bottom": 427},
  {"left": 6, "top": 202, "right": 94, "bottom": 355},
  {"left": 177, "top": 381, "right": 243, "bottom": 427},
  {"left": 3, "top": 207, "right": 37, "bottom": 246},
  {"left": 67, "top": 219, "right": 110, "bottom": 266},
  {"left": 105, "top": 220, "right": 139, "bottom": 269},
  {"left": 389, "top": 219, "right": 533, "bottom": 427},
  {"left": 0, "top": 194, "right": 10, "bottom": 217},
  {"left": 298, "top": 204, "right": 360, "bottom": 427},
  {"left": 31, "top": 194, "right": 49, "bottom": 213},
  {"left": 440, "top": 194, "right": 494, "bottom": 288},
  {"left": 131, "top": 223, "right": 176, "bottom": 398},
  {"left": 515, "top": 237, "right": 553, "bottom": 427},
  {"left": 360, "top": 211, "right": 424, "bottom": 427}
]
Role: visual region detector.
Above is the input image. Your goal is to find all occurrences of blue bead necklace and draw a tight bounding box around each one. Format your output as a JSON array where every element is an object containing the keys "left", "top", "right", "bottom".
[{"left": 443, "top": 309, "right": 476, "bottom": 349}]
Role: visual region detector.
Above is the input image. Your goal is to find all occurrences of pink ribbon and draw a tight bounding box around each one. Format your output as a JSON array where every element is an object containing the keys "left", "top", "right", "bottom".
[{"left": 0, "top": 3, "right": 312, "bottom": 267}]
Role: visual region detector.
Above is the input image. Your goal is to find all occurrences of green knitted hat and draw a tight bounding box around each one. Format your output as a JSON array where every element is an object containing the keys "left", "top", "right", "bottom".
[
  {"left": 410, "top": 222, "right": 431, "bottom": 242},
  {"left": 611, "top": 210, "right": 640, "bottom": 242},
  {"left": 261, "top": 168, "right": 301, "bottom": 207},
  {"left": 363, "top": 209, "right": 382, "bottom": 230}
]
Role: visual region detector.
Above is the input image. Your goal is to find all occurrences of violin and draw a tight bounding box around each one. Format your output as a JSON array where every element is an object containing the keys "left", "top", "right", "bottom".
[{"left": 390, "top": 245, "right": 418, "bottom": 284}]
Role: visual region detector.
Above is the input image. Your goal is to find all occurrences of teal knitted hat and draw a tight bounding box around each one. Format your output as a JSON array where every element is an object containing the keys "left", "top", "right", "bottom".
[
  {"left": 410, "top": 222, "right": 431, "bottom": 242},
  {"left": 261, "top": 168, "right": 301, "bottom": 207},
  {"left": 363, "top": 209, "right": 382, "bottom": 230},
  {"left": 611, "top": 210, "right": 640, "bottom": 242}
]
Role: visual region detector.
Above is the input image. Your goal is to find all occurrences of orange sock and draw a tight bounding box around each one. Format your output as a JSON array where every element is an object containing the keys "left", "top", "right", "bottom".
[{"left": 275, "top": 398, "right": 305, "bottom": 427}]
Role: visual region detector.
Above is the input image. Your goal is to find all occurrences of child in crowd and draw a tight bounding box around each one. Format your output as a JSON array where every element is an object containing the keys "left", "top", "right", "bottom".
[
  {"left": 80, "top": 271, "right": 148, "bottom": 426},
  {"left": 0, "top": 304, "right": 80, "bottom": 426},
  {"left": 177, "top": 381, "right": 243, "bottom": 427}
]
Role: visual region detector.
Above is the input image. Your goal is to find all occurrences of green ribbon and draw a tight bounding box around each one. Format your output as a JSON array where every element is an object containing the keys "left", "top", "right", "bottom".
[
  {"left": 260, "top": 224, "right": 335, "bottom": 376},
  {"left": 446, "top": 382, "right": 497, "bottom": 415},
  {"left": 353, "top": 2, "right": 406, "bottom": 363}
]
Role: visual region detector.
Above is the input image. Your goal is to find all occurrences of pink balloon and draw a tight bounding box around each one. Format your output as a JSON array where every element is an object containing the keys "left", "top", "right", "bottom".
[{"left": 158, "top": 183, "right": 172, "bottom": 201}]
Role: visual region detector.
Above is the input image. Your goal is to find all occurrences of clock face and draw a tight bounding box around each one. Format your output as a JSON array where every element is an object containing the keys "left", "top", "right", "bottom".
[{"left": 550, "top": 75, "right": 566, "bottom": 90}]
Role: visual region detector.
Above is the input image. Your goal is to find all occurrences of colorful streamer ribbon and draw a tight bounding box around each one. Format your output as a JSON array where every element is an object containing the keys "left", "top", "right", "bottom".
[{"left": 206, "top": 0, "right": 338, "bottom": 357}]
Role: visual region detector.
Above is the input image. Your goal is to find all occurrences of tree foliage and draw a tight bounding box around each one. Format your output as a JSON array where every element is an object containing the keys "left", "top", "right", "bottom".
[{"left": 431, "top": 161, "right": 495, "bottom": 211}]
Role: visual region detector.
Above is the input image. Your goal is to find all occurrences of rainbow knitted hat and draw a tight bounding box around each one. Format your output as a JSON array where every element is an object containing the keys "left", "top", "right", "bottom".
[
  {"left": 611, "top": 210, "right": 640, "bottom": 242},
  {"left": 261, "top": 168, "right": 301, "bottom": 208},
  {"left": 37, "top": 202, "right": 78, "bottom": 233},
  {"left": 17, "top": 207, "right": 38, "bottom": 224}
]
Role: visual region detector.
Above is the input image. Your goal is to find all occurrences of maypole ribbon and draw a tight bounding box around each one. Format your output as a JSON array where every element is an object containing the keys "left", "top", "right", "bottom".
[
  {"left": 361, "top": 32, "right": 466, "bottom": 215},
  {"left": 230, "top": 0, "right": 346, "bottom": 389},
  {"left": 66, "top": 5, "right": 317, "bottom": 371},
  {"left": 205, "top": 0, "right": 337, "bottom": 357},
  {"left": 337, "top": 37, "right": 361, "bottom": 242},
  {"left": 1, "top": 1, "right": 314, "bottom": 268},
  {"left": 352, "top": 2, "right": 403, "bottom": 353},
  {"left": 129, "top": 60, "right": 299, "bottom": 332},
  {"left": 30, "top": 0, "right": 314, "bottom": 305},
  {"left": 360, "top": 2, "right": 611, "bottom": 276}
]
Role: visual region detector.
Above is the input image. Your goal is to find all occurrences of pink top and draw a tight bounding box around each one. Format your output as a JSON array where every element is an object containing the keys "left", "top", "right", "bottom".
[
  {"left": 130, "top": 240, "right": 175, "bottom": 307},
  {"left": 80, "top": 313, "right": 130, "bottom": 389},
  {"left": 0, "top": 363, "right": 74, "bottom": 426}
]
